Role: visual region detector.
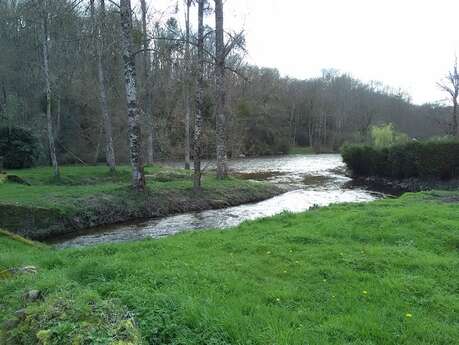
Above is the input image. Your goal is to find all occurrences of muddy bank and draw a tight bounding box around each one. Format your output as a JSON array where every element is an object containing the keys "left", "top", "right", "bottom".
[
  {"left": 0, "top": 183, "right": 285, "bottom": 240},
  {"left": 346, "top": 176, "right": 459, "bottom": 195}
]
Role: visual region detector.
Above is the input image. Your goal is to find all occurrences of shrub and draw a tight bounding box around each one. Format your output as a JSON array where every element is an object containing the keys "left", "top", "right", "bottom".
[
  {"left": 342, "top": 141, "right": 459, "bottom": 180},
  {"left": 341, "top": 145, "right": 389, "bottom": 176},
  {"left": 371, "top": 123, "right": 409, "bottom": 148},
  {"left": 0, "top": 127, "right": 39, "bottom": 169}
]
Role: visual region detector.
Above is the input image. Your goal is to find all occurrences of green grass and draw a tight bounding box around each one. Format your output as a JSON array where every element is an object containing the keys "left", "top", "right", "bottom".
[
  {"left": 289, "top": 146, "right": 315, "bottom": 155},
  {"left": 0, "top": 165, "right": 277, "bottom": 239},
  {"left": 1, "top": 191, "right": 458, "bottom": 344},
  {"left": 0, "top": 165, "right": 256, "bottom": 209}
]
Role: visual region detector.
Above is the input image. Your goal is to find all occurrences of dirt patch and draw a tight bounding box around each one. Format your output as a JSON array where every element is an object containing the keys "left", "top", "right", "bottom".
[
  {"left": 231, "top": 171, "right": 286, "bottom": 181},
  {"left": 302, "top": 175, "right": 334, "bottom": 186}
]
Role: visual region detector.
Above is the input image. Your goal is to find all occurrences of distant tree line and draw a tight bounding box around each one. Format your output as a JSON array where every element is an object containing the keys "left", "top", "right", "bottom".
[{"left": 0, "top": 0, "right": 453, "bottom": 187}]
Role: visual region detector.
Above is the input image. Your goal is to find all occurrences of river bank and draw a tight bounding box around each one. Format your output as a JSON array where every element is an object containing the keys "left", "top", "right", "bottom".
[
  {"left": 1, "top": 191, "right": 458, "bottom": 344},
  {"left": 346, "top": 176, "right": 459, "bottom": 195},
  {"left": 47, "top": 154, "right": 379, "bottom": 248},
  {"left": 0, "top": 165, "right": 285, "bottom": 240}
]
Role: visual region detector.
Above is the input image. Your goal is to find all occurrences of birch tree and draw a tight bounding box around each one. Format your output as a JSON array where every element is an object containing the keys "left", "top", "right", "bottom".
[
  {"left": 438, "top": 57, "right": 459, "bottom": 137},
  {"left": 183, "top": 0, "right": 192, "bottom": 170},
  {"left": 39, "top": 0, "right": 60, "bottom": 178},
  {"left": 214, "top": 0, "right": 227, "bottom": 178},
  {"left": 140, "top": 0, "right": 155, "bottom": 164},
  {"left": 120, "top": 0, "right": 145, "bottom": 191},
  {"left": 193, "top": 0, "right": 205, "bottom": 190},
  {"left": 91, "top": 0, "right": 116, "bottom": 172}
]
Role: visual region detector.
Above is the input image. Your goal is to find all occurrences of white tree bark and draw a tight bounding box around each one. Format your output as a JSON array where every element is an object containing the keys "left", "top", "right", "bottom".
[
  {"left": 140, "top": 0, "right": 155, "bottom": 164},
  {"left": 184, "top": 0, "right": 192, "bottom": 170},
  {"left": 215, "top": 0, "right": 227, "bottom": 179},
  {"left": 120, "top": 0, "right": 145, "bottom": 191},
  {"left": 92, "top": 0, "right": 116, "bottom": 172},
  {"left": 40, "top": 0, "right": 59, "bottom": 178},
  {"left": 193, "top": 0, "right": 205, "bottom": 190}
]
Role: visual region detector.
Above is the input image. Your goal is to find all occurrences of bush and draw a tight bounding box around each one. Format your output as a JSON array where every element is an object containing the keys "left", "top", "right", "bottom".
[
  {"left": 0, "top": 127, "right": 38, "bottom": 169},
  {"left": 342, "top": 141, "right": 459, "bottom": 180},
  {"left": 371, "top": 123, "right": 409, "bottom": 148},
  {"left": 341, "top": 145, "right": 389, "bottom": 176}
]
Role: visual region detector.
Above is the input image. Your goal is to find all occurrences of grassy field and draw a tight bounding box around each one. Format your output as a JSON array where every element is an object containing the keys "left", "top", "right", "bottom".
[
  {"left": 0, "top": 165, "right": 262, "bottom": 209},
  {"left": 1, "top": 191, "right": 458, "bottom": 344},
  {"left": 0, "top": 165, "right": 280, "bottom": 239}
]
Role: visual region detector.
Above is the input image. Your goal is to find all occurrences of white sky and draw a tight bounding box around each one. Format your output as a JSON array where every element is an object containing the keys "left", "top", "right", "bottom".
[{"left": 138, "top": 0, "right": 459, "bottom": 105}]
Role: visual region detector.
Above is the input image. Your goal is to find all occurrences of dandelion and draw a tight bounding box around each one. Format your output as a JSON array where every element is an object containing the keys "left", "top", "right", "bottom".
[
  {"left": 405, "top": 313, "right": 413, "bottom": 318},
  {"left": 289, "top": 250, "right": 293, "bottom": 253},
  {"left": 276, "top": 298, "right": 280, "bottom": 302},
  {"left": 362, "top": 290, "right": 368, "bottom": 295}
]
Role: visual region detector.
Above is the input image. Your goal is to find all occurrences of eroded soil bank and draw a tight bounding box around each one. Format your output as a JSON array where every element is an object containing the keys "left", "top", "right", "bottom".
[
  {"left": 0, "top": 182, "right": 284, "bottom": 240},
  {"left": 0, "top": 165, "right": 286, "bottom": 240}
]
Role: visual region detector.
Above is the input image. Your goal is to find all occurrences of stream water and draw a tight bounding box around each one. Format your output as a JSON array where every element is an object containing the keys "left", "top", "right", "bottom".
[{"left": 50, "top": 154, "right": 381, "bottom": 248}]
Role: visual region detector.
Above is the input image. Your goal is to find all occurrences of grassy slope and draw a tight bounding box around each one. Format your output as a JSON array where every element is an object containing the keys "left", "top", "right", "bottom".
[
  {"left": 0, "top": 165, "right": 279, "bottom": 238},
  {"left": 1, "top": 192, "right": 458, "bottom": 345}
]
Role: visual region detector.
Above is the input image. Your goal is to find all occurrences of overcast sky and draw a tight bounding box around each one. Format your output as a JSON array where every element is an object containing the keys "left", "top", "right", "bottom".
[{"left": 140, "top": 0, "right": 459, "bottom": 105}]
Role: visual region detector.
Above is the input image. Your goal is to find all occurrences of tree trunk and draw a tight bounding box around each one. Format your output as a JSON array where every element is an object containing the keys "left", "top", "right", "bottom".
[
  {"left": 93, "top": 0, "right": 116, "bottom": 172},
  {"left": 40, "top": 0, "right": 59, "bottom": 178},
  {"left": 140, "top": 0, "right": 155, "bottom": 164},
  {"left": 193, "top": 0, "right": 205, "bottom": 191},
  {"left": 120, "top": 0, "right": 145, "bottom": 191},
  {"left": 184, "top": 0, "right": 192, "bottom": 170},
  {"left": 453, "top": 99, "right": 458, "bottom": 137},
  {"left": 215, "top": 0, "right": 227, "bottom": 179}
]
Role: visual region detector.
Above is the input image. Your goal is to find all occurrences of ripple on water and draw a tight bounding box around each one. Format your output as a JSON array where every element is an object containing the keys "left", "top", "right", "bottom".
[{"left": 51, "top": 154, "right": 380, "bottom": 248}]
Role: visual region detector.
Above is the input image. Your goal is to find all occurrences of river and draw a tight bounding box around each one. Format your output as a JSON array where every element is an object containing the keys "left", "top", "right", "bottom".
[{"left": 50, "top": 154, "right": 381, "bottom": 248}]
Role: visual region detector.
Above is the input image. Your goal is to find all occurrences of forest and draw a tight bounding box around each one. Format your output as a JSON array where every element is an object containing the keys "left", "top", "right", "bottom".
[{"left": 0, "top": 0, "right": 453, "bottom": 181}]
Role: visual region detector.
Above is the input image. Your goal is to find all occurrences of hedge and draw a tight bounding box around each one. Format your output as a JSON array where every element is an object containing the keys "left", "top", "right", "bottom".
[
  {"left": 0, "top": 127, "right": 38, "bottom": 169},
  {"left": 342, "top": 141, "right": 459, "bottom": 180}
]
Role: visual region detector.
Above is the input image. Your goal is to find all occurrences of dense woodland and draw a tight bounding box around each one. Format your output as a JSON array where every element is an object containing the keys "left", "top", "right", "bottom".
[{"left": 0, "top": 0, "right": 454, "bottom": 189}]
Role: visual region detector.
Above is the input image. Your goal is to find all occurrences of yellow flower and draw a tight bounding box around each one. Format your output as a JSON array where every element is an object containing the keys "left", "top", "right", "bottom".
[
  {"left": 406, "top": 313, "right": 413, "bottom": 318},
  {"left": 362, "top": 290, "right": 368, "bottom": 295},
  {"left": 276, "top": 298, "right": 280, "bottom": 302}
]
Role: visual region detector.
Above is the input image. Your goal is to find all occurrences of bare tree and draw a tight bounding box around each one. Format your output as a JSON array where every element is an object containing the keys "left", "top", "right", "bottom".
[
  {"left": 91, "top": 0, "right": 116, "bottom": 172},
  {"left": 140, "top": 0, "right": 155, "bottom": 164},
  {"left": 438, "top": 57, "right": 459, "bottom": 137},
  {"left": 214, "top": 0, "right": 227, "bottom": 178},
  {"left": 193, "top": 0, "right": 205, "bottom": 190},
  {"left": 183, "top": 0, "right": 192, "bottom": 170},
  {"left": 120, "top": 0, "right": 145, "bottom": 191},
  {"left": 39, "top": 0, "right": 60, "bottom": 178}
]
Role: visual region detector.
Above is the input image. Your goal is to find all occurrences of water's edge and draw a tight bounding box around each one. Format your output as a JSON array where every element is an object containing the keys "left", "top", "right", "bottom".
[{"left": 50, "top": 154, "right": 381, "bottom": 248}]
